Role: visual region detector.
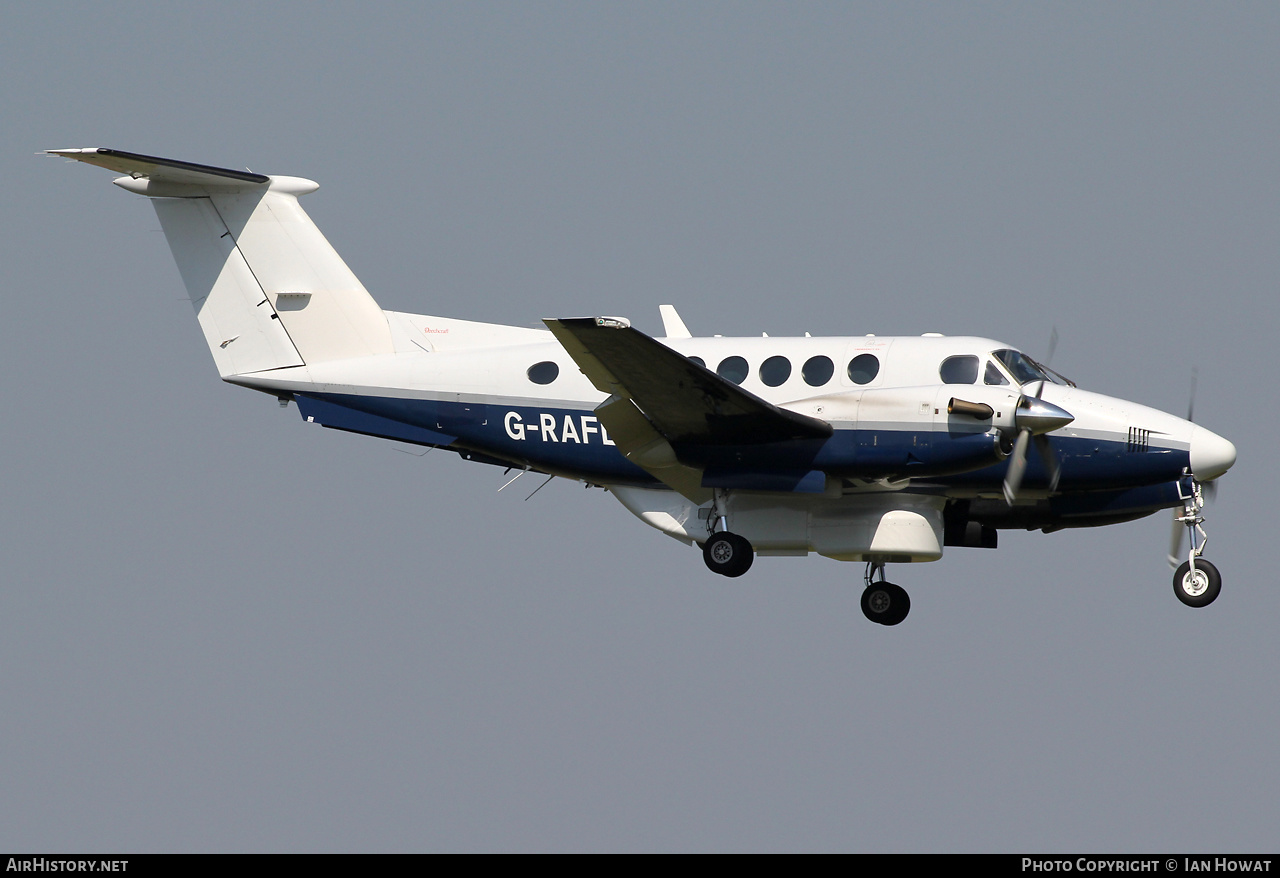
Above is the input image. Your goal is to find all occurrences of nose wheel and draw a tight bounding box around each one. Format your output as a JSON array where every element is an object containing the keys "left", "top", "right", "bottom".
[
  {"left": 1173, "top": 558, "right": 1221, "bottom": 608},
  {"left": 861, "top": 563, "right": 911, "bottom": 626}
]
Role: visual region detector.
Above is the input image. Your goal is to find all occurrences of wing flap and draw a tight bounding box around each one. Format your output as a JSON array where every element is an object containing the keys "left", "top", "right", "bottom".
[{"left": 595, "top": 394, "right": 711, "bottom": 504}]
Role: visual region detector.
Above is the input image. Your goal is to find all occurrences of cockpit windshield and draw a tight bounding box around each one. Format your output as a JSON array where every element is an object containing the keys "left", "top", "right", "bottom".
[
  {"left": 990, "top": 349, "right": 1074, "bottom": 387},
  {"left": 991, "top": 349, "right": 1045, "bottom": 385}
]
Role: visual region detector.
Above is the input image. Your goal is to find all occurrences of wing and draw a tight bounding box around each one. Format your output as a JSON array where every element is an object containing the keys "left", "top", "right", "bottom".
[
  {"left": 544, "top": 318, "right": 832, "bottom": 446},
  {"left": 545, "top": 317, "right": 832, "bottom": 503}
]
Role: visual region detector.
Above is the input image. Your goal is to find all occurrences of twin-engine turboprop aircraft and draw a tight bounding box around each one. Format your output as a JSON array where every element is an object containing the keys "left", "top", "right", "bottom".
[{"left": 49, "top": 148, "right": 1238, "bottom": 626}]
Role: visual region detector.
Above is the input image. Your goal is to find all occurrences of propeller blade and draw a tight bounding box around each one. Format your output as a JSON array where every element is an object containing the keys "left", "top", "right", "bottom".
[
  {"left": 1187, "top": 367, "right": 1198, "bottom": 423},
  {"left": 1167, "top": 508, "right": 1185, "bottom": 569},
  {"left": 1201, "top": 479, "right": 1218, "bottom": 502},
  {"left": 1029, "top": 327, "right": 1059, "bottom": 400},
  {"left": 1003, "top": 428, "right": 1031, "bottom": 505},
  {"left": 1044, "top": 327, "right": 1059, "bottom": 371},
  {"left": 1034, "top": 433, "right": 1062, "bottom": 492},
  {"left": 1024, "top": 327, "right": 1064, "bottom": 401}
]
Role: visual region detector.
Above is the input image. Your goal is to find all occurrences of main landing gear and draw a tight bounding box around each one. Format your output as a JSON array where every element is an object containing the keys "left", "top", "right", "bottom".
[
  {"left": 861, "top": 562, "right": 910, "bottom": 626},
  {"left": 701, "top": 498, "right": 755, "bottom": 578},
  {"left": 1170, "top": 479, "right": 1222, "bottom": 608}
]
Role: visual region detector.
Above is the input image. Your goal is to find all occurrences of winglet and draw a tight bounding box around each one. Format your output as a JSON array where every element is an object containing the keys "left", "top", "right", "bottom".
[{"left": 658, "top": 305, "right": 692, "bottom": 339}]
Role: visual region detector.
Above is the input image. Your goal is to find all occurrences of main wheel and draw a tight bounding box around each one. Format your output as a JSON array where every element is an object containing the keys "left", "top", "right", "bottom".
[
  {"left": 702, "top": 533, "right": 754, "bottom": 577},
  {"left": 1173, "top": 559, "right": 1221, "bottom": 607},
  {"left": 861, "top": 582, "right": 910, "bottom": 626}
]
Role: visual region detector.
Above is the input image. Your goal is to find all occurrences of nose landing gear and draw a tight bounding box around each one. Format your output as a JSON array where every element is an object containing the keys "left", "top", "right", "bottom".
[
  {"left": 861, "top": 562, "right": 911, "bottom": 626},
  {"left": 1170, "top": 478, "right": 1221, "bottom": 607}
]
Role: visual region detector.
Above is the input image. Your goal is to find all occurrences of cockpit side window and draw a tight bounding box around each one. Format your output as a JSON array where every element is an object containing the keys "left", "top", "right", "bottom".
[
  {"left": 984, "top": 361, "right": 1010, "bottom": 386},
  {"left": 940, "top": 355, "right": 979, "bottom": 385}
]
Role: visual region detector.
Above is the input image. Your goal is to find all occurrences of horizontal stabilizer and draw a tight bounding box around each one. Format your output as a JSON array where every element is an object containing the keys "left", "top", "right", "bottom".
[{"left": 46, "top": 148, "right": 269, "bottom": 188}]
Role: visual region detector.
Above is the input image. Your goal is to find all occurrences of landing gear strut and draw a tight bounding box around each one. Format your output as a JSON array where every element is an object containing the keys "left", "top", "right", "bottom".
[
  {"left": 1171, "top": 479, "right": 1222, "bottom": 608},
  {"left": 861, "top": 562, "right": 910, "bottom": 626}
]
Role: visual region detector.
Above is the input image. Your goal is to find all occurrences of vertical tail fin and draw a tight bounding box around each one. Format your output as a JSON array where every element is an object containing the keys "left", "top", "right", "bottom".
[{"left": 49, "top": 148, "right": 393, "bottom": 376}]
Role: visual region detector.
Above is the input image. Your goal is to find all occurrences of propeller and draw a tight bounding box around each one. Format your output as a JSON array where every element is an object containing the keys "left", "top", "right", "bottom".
[
  {"left": 1002, "top": 396, "right": 1072, "bottom": 503},
  {"left": 1003, "top": 330, "right": 1073, "bottom": 505}
]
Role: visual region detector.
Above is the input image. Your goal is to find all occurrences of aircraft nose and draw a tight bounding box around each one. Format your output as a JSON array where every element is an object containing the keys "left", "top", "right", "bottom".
[{"left": 1189, "top": 424, "right": 1237, "bottom": 481}]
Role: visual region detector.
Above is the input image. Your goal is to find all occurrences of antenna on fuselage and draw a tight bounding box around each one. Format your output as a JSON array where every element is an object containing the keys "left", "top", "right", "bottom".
[
  {"left": 498, "top": 467, "right": 529, "bottom": 491},
  {"left": 525, "top": 474, "right": 555, "bottom": 501}
]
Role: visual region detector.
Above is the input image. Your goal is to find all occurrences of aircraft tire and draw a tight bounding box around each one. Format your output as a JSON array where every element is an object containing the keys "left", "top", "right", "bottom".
[
  {"left": 861, "top": 582, "right": 911, "bottom": 626},
  {"left": 703, "top": 533, "right": 754, "bottom": 578},
  {"left": 1173, "top": 559, "right": 1221, "bottom": 607}
]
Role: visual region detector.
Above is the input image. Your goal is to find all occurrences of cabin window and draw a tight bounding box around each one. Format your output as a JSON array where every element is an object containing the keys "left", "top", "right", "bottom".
[
  {"left": 847, "top": 353, "right": 879, "bottom": 385},
  {"left": 984, "top": 361, "right": 1010, "bottom": 386},
  {"left": 688, "top": 356, "right": 705, "bottom": 368},
  {"left": 759, "top": 355, "right": 791, "bottom": 387},
  {"left": 527, "top": 361, "right": 559, "bottom": 385},
  {"left": 802, "top": 355, "right": 834, "bottom": 386},
  {"left": 717, "top": 356, "right": 749, "bottom": 385},
  {"left": 940, "top": 355, "right": 979, "bottom": 385}
]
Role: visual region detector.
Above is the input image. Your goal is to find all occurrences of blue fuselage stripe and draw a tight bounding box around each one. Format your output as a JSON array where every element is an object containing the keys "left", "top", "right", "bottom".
[{"left": 297, "top": 392, "right": 1191, "bottom": 497}]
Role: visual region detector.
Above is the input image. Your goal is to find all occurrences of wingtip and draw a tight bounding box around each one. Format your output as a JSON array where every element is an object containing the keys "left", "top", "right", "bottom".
[{"left": 44, "top": 147, "right": 103, "bottom": 157}]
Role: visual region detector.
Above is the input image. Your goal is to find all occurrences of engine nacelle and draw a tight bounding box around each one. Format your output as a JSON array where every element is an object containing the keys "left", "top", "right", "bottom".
[{"left": 790, "top": 385, "right": 1020, "bottom": 479}]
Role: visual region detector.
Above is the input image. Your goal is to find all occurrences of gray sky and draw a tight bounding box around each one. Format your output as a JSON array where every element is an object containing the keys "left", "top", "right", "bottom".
[{"left": 3, "top": 2, "right": 1277, "bottom": 852}]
